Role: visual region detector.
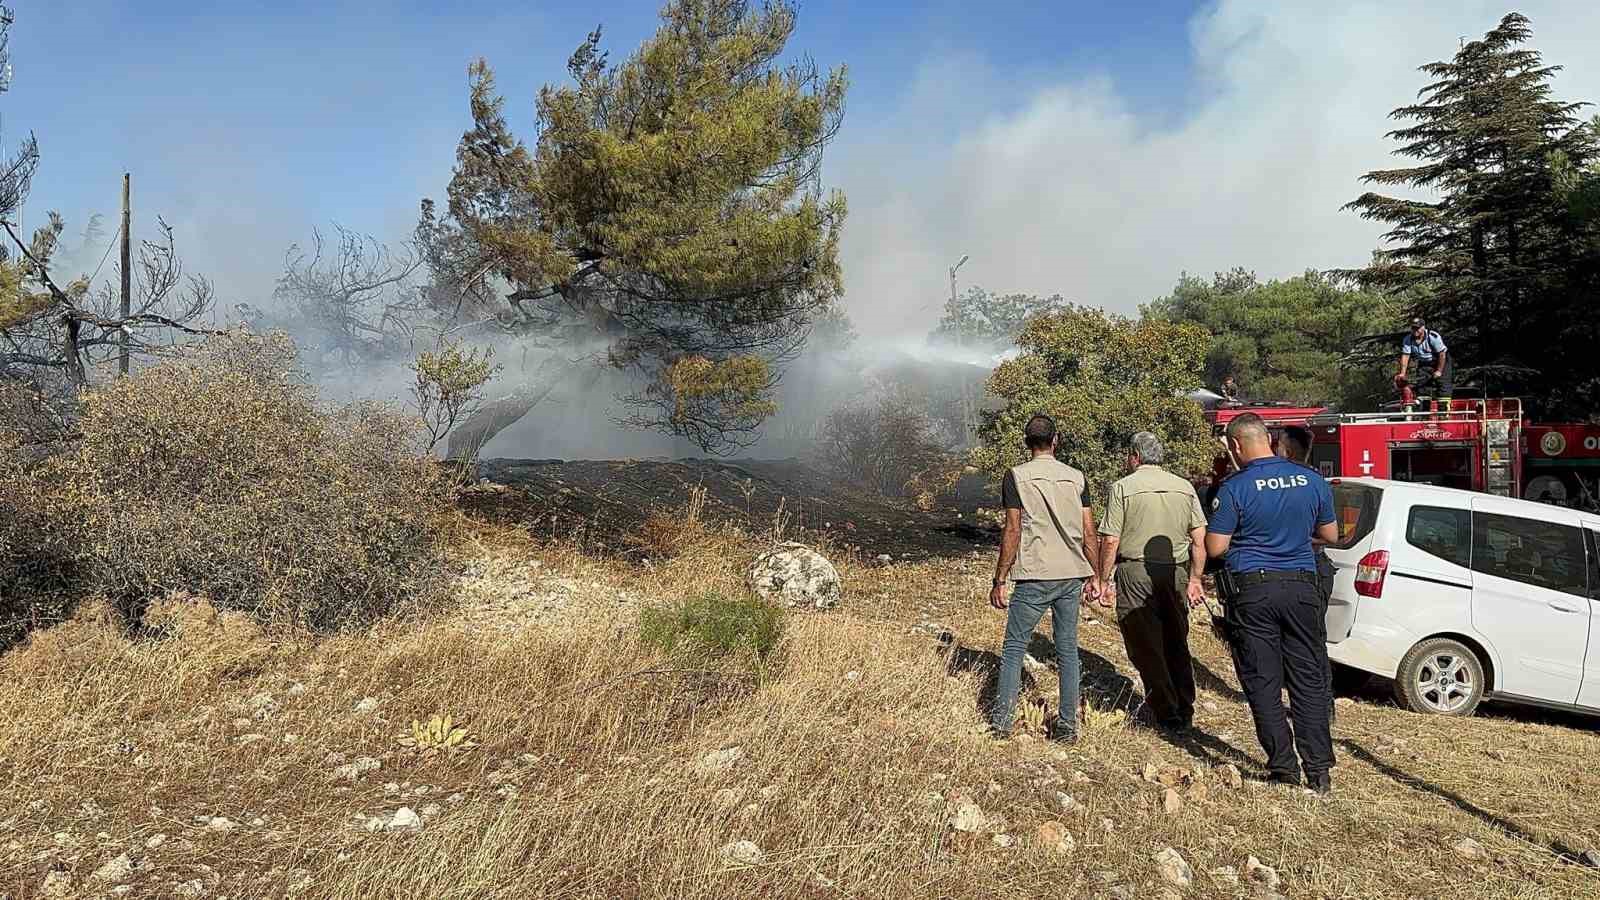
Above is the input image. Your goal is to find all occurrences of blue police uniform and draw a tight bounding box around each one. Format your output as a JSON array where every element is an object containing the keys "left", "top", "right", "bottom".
[{"left": 1209, "top": 455, "right": 1337, "bottom": 786}]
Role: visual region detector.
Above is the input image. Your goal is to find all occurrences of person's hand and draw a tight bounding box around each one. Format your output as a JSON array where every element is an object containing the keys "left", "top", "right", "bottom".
[
  {"left": 1432, "top": 369, "right": 1443, "bottom": 379},
  {"left": 989, "top": 581, "right": 1008, "bottom": 610},
  {"left": 1096, "top": 579, "right": 1115, "bottom": 610},
  {"left": 1186, "top": 577, "right": 1206, "bottom": 609}
]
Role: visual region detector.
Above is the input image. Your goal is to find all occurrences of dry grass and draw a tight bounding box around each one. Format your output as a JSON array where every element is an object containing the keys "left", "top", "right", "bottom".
[{"left": 4, "top": 507, "right": 1600, "bottom": 898}]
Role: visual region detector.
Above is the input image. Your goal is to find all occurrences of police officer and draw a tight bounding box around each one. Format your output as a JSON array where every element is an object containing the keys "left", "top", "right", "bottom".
[
  {"left": 1207, "top": 413, "right": 1337, "bottom": 793},
  {"left": 1277, "top": 424, "right": 1337, "bottom": 725}
]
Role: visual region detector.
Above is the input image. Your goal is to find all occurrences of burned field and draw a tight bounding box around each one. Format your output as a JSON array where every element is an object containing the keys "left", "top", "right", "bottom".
[{"left": 461, "top": 457, "right": 997, "bottom": 560}]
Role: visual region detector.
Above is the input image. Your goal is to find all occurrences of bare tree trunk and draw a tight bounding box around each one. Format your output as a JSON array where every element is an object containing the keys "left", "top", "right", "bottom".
[{"left": 444, "top": 361, "right": 598, "bottom": 461}]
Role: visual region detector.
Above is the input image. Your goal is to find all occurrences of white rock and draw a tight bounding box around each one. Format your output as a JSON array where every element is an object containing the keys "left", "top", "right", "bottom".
[
  {"left": 175, "top": 879, "right": 209, "bottom": 898},
  {"left": 1246, "top": 855, "right": 1280, "bottom": 888},
  {"left": 237, "top": 733, "right": 266, "bottom": 745},
  {"left": 1453, "top": 838, "right": 1487, "bottom": 861},
  {"left": 91, "top": 852, "right": 136, "bottom": 884},
  {"left": 207, "top": 817, "right": 236, "bottom": 833},
  {"left": 384, "top": 782, "right": 401, "bottom": 795},
  {"left": 713, "top": 788, "right": 740, "bottom": 809},
  {"left": 42, "top": 871, "right": 74, "bottom": 899},
  {"left": 145, "top": 833, "right": 167, "bottom": 850},
  {"left": 1154, "top": 848, "right": 1193, "bottom": 888},
  {"left": 748, "top": 542, "right": 842, "bottom": 610},
  {"left": 696, "top": 747, "right": 745, "bottom": 776},
  {"left": 447, "top": 793, "right": 465, "bottom": 805},
  {"left": 385, "top": 807, "right": 424, "bottom": 833},
  {"left": 286, "top": 682, "right": 307, "bottom": 696},
  {"left": 420, "top": 804, "right": 442, "bottom": 818},
  {"left": 844, "top": 670, "right": 862, "bottom": 682},
  {"left": 948, "top": 796, "right": 988, "bottom": 833},
  {"left": 720, "top": 840, "right": 765, "bottom": 866},
  {"left": 354, "top": 696, "right": 380, "bottom": 713},
  {"left": 1211, "top": 865, "right": 1239, "bottom": 885},
  {"left": 991, "top": 833, "right": 1014, "bottom": 848},
  {"left": 334, "top": 757, "right": 381, "bottom": 781},
  {"left": 1055, "top": 791, "right": 1085, "bottom": 814}
]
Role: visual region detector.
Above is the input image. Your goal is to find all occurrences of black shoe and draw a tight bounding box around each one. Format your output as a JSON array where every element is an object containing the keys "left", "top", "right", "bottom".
[
  {"left": 1307, "top": 772, "right": 1332, "bottom": 795},
  {"left": 1046, "top": 719, "right": 1079, "bottom": 744},
  {"left": 1266, "top": 771, "right": 1302, "bottom": 788}
]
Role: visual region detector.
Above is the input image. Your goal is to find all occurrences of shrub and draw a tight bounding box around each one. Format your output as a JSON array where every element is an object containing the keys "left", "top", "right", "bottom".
[
  {"left": 640, "top": 593, "right": 784, "bottom": 667},
  {"left": 627, "top": 485, "right": 713, "bottom": 560},
  {"left": 41, "top": 331, "right": 457, "bottom": 629},
  {"left": 814, "top": 385, "right": 955, "bottom": 499}
]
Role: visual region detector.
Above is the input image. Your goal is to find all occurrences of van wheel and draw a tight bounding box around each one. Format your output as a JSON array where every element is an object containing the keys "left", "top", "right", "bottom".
[
  {"left": 1393, "top": 638, "right": 1485, "bottom": 716},
  {"left": 1331, "top": 663, "right": 1370, "bottom": 695}
]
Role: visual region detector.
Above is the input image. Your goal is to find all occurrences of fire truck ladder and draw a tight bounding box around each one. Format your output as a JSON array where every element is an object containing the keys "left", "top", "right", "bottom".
[{"left": 1477, "top": 398, "right": 1522, "bottom": 497}]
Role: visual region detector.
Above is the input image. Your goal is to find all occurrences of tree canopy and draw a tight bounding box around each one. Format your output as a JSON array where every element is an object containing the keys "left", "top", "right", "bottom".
[
  {"left": 1143, "top": 269, "right": 1398, "bottom": 410},
  {"left": 420, "top": 0, "right": 848, "bottom": 453},
  {"left": 929, "top": 287, "right": 1071, "bottom": 350},
  {"left": 1343, "top": 12, "right": 1600, "bottom": 413},
  {"left": 973, "top": 307, "right": 1213, "bottom": 512}
]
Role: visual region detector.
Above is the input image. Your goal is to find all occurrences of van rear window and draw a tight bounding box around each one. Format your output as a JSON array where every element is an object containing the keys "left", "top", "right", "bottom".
[{"left": 1330, "top": 483, "right": 1381, "bottom": 549}]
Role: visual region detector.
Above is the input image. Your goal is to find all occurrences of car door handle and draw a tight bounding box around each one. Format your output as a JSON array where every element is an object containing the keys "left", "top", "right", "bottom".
[{"left": 1548, "top": 600, "right": 1584, "bottom": 614}]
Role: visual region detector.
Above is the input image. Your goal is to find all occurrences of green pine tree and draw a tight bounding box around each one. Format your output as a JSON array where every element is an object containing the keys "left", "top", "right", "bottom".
[
  {"left": 1343, "top": 12, "right": 1600, "bottom": 412},
  {"left": 419, "top": 0, "right": 848, "bottom": 453}
]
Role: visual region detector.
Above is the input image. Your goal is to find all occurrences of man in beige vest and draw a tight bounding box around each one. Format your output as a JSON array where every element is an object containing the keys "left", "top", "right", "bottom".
[
  {"left": 988, "top": 414, "right": 1100, "bottom": 742},
  {"left": 1096, "top": 432, "right": 1207, "bottom": 731}
]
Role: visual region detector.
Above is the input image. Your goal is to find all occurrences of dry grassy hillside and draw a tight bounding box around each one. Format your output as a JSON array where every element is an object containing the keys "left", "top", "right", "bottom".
[{"left": 3, "top": 500, "right": 1600, "bottom": 899}]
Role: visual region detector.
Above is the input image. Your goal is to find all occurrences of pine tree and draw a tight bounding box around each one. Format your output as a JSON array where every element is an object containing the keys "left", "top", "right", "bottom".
[
  {"left": 420, "top": 0, "right": 848, "bottom": 453},
  {"left": 1344, "top": 12, "right": 1600, "bottom": 411}
]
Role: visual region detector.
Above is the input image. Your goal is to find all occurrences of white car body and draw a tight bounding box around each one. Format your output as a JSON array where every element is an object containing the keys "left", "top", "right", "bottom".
[{"left": 1323, "top": 477, "right": 1600, "bottom": 714}]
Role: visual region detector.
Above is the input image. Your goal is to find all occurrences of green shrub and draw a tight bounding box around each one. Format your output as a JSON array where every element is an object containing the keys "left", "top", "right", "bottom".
[{"left": 640, "top": 593, "right": 784, "bottom": 666}]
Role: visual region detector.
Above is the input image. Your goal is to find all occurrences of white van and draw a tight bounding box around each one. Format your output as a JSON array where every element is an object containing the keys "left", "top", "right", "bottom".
[{"left": 1323, "top": 478, "right": 1600, "bottom": 716}]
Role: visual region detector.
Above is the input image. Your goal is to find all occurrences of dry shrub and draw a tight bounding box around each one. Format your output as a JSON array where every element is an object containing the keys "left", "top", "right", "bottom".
[
  {"left": 815, "top": 386, "right": 959, "bottom": 500},
  {"left": 38, "top": 331, "right": 457, "bottom": 629},
  {"left": 628, "top": 485, "right": 715, "bottom": 559}
]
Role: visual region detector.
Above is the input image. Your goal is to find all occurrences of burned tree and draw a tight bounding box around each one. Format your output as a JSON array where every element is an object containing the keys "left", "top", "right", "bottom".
[
  {"left": 273, "top": 225, "right": 426, "bottom": 369},
  {"left": 0, "top": 6, "right": 214, "bottom": 425},
  {"left": 420, "top": 0, "right": 847, "bottom": 456}
]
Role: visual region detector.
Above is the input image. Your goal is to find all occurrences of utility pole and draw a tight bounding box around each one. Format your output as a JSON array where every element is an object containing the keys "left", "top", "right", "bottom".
[
  {"left": 119, "top": 173, "right": 131, "bottom": 376},
  {"left": 948, "top": 254, "right": 973, "bottom": 446}
]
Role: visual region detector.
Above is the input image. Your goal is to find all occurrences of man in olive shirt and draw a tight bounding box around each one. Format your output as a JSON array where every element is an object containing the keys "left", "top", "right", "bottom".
[
  {"left": 989, "top": 414, "right": 1100, "bottom": 742},
  {"left": 1096, "top": 432, "right": 1208, "bottom": 731}
]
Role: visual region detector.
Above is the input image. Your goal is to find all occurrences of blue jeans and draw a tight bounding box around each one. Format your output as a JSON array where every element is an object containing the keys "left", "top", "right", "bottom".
[{"left": 990, "top": 578, "right": 1084, "bottom": 734}]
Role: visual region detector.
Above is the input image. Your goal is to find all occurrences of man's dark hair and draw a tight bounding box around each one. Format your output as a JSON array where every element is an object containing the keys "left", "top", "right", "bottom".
[
  {"left": 1281, "top": 425, "right": 1313, "bottom": 463},
  {"left": 1023, "top": 413, "right": 1056, "bottom": 450}
]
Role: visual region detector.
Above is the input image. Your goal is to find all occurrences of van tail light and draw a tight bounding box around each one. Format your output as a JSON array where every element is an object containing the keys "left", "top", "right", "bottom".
[{"left": 1354, "top": 550, "right": 1390, "bottom": 598}]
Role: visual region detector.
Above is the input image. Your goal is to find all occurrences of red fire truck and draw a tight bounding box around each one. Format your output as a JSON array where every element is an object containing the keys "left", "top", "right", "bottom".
[{"left": 1202, "top": 398, "right": 1600, "bottom": 510}]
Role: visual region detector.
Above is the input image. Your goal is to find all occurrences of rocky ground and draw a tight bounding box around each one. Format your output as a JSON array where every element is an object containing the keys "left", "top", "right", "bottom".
[{"left": 3, "top": 482, "right": 1600, "bottom": 898}]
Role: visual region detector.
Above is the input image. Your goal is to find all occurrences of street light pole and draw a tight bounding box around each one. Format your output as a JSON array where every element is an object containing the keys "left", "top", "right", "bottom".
[{"left": 948, "top": 254, "right": 969, "bottom": 308}]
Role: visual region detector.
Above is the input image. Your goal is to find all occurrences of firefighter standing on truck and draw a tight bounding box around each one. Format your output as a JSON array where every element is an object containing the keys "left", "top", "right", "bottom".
[
  {"left": 1397, "top": 317, "right": 1452, "bottom": 407},
  {"left": 1207, "top": 413, "right": 1338, "bottom": 794}
]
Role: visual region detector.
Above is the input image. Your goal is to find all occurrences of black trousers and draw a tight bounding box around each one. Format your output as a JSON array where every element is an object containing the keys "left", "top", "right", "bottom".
[{"left": 1226, "top": 577, "right": 1335, "bottom": 779}]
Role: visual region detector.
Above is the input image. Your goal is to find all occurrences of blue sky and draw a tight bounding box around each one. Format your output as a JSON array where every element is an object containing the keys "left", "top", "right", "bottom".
[{"left": 7, "top": 1, "right": 1600, "bottom": 333}]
